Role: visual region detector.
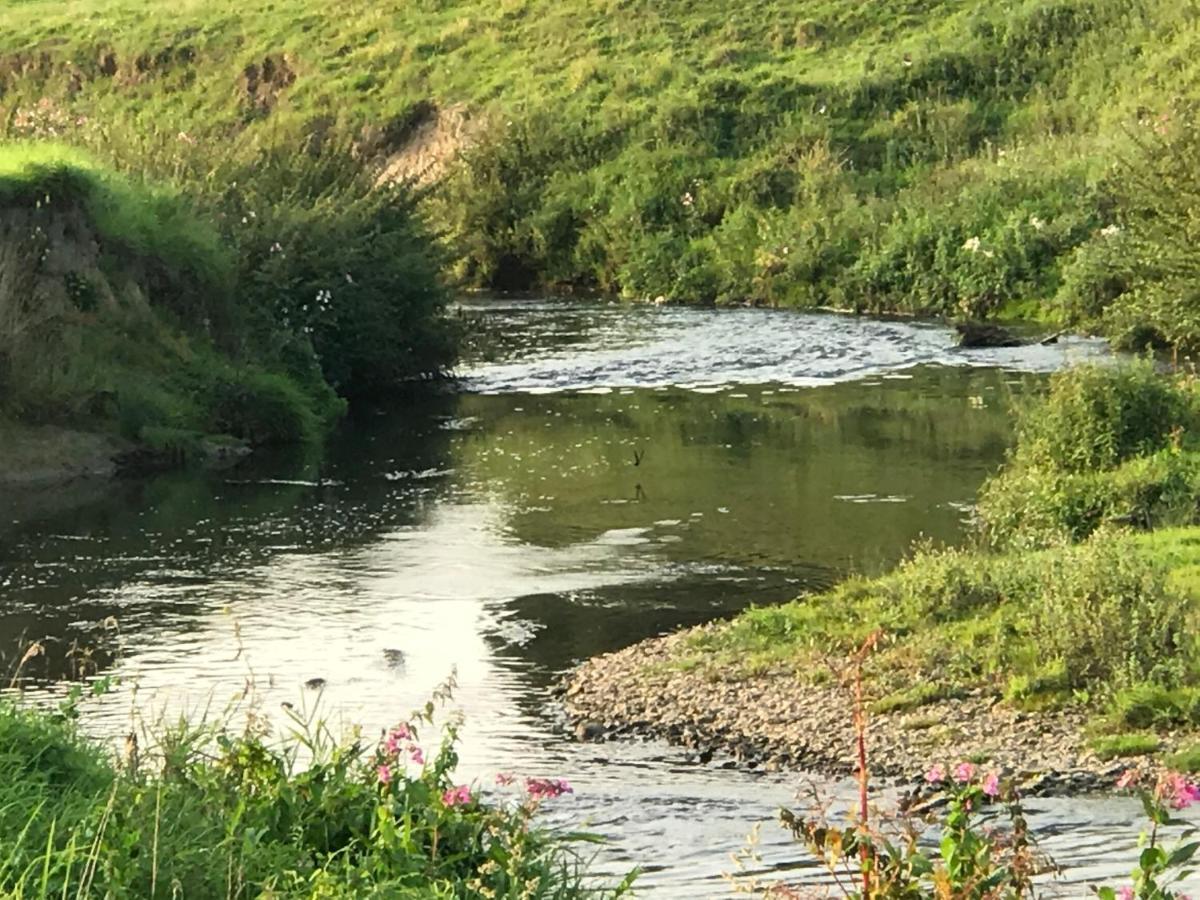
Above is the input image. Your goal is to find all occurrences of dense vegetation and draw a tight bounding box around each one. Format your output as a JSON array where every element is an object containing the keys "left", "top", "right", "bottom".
[
  {"left": 683, "top": 363, "right": 1200, "bottom": 758},
  {"left": 0, "top": 687, "right": 626, "bottom": 899},
  {"left": 4, "top": 0, "right": 1200, "bottom": 349}
]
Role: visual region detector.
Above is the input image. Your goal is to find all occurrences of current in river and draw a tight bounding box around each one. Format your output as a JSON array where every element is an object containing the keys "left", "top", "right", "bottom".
[{"left": 0, "top": 298, "right": 1170, "bottom": 895}]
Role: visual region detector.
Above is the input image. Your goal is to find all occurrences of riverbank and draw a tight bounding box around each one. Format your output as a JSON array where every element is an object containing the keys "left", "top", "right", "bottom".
[
  {"left": 0, "top": 691, "right": 620, "bottom": 899},
  {"left": 0, "top": 141, "right": 454, "bottom": 479},
  {"left": 563, "top": 624, "right": 1120, "bottom": 796},
  {"left": 4, "top": 1, "right": 1200, "bottom": 354},
  {"left": 564, "top": 364, "right": 1200, "bottom": 796}
]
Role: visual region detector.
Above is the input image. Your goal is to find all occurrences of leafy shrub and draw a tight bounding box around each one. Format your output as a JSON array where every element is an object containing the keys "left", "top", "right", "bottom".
[
  {"left": 978, "top": 450, "right": 1200, "bottom": 548},
  {"left": 1030, "top": 531, "right": 1190, "bottom": 690},
  {"left": 1008, "top": 363, "right": 1198, "bottom": 473},
  {"left": 215, "top": 143, "right": 455, "bottom": 396},
  {"left": 201, "top": 366, "right": 321, "bottom": 445},
  {"left": 1109, "top": 683, "right": 1200, "bottom": 731},
  {"left": 0, "top": 691, "right": 623, "bottom": 899}
]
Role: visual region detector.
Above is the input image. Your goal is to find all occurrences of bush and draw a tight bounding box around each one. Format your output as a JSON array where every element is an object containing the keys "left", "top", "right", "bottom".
[
  {"left": 1088, "top": 733, "right": 1161, "bottom": 761},
  {"left": 214, "top": 143, "right": 456, "bottom": 397},
  {"left": 1008, "top": 363, "right": 1199, "bottom": 473},
  {"left": 1109, "top": 683, "right": 1200, "bottom": 730},
  {"left": 978, "top": 449, "right": 1200, "bottom": 548},
  {"left": 1031, "top": 531, "right": 1190, "bottom": 690},
  {"left": 201, "top": 366, "right": 322, "bottom": 445}
]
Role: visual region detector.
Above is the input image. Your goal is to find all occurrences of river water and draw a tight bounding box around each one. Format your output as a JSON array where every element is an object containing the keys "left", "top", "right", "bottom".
[{"left": 0, "top": 298, "right": 1181, "bottom": 895}]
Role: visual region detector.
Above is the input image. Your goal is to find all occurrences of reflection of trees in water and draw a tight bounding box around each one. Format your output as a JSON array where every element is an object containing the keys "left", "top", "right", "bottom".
[
  {"left": 0, "top": 390, "right": 460, "bottom": 684},
  {"left": 454, "top": 366, "right": 1022, "bottom": 566}
]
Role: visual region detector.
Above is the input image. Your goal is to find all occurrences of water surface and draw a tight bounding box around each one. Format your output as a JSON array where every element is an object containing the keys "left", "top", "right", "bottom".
[{"left": 3, "top": 299, "right": 1168, "bottom": 895}]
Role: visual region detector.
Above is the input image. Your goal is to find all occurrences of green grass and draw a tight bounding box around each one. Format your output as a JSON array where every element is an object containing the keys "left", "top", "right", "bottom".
[
  {"left": 1089, "top": 733, "right": 1161, "bottom": 761},
  {"left": 1165, "top": 743, "right": 1200, "bottom": 774},
  {"left": 1, "top": 0, "right": 1198, "bottom": 337},
  {"left": 0, "top": 692, "right": 625, "bottom": 899},
  {"left": 870, "top": 683, "right": 960, "bottom": 715},
  {"left": 671, "top": 368, "right": 1200, "bottom": 736}
]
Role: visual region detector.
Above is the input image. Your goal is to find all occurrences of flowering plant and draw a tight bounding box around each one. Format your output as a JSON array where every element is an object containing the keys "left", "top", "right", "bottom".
[{"left": 1098, "top": 770, "right": 1200, "bottom": 900}]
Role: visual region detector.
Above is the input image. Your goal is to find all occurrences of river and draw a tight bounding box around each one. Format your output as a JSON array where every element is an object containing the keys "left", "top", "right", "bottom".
[{"left": 0, "top": 298, "right": 1178, "bottom": 895}]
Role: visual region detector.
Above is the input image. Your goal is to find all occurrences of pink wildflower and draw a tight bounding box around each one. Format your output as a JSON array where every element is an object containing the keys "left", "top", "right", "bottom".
[
  {"left": 442, "top": 784, "right": 472, "bottom": 807},
  {"left": 1118, "top": 887, "right": 1134, "bottom": 900},
  {"left": 525, "top": 777, "right": 573, "bottom": 800},
  {"left": 409, "top": 745, "right": 425, "bottom": 766},
  {"left": 981, "top": 772, "right": 1000, "bottom": 798},
  {"left": 495, "top": 772, "right": 516, "bottom": 786},
  {"left": 953, "top": 762, "right": 976, "bottom": 783},
  {"left": 925, "top": 764, "right": 946, "bottom": 784},
  {"left": 1158, "top": 772, "right": 1200, "bottom": 809},
  {"left": 377, "top": 764, "right": 393, "bottom": 785},
  {"left": 1116, "top": 769, "right": 1139, "bottom": 790},
  {"left": 384, "top": 725, "right": 412, "bottom": 755}
]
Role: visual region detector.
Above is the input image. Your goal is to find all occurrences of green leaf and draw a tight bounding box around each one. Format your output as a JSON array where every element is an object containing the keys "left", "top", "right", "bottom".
[
  {"left": 1166, "top": 841, "right": 1200, "bottom": 867},
  {"left": 1140, "top": 846, "right": 1167, "bottom": 871}
]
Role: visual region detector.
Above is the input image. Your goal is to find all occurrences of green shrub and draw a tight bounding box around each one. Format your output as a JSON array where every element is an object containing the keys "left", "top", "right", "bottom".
[
  {"left": 0, "top": 693, "right": 617, "bottom": 899},
  {"left": 1031, "top": 531, "right": 1190, "bottom": 690},
  {"left": 979, "top": 449, "right": 1200, "bottom": 548},
  {"left": 1165, "top": 743, "right": 1200, "bottom": 773},
  {"left": 1108, "top": 683, "right": 1200, "bottom": 730},
  {"left": 219, "top": 143, "right": 455, "bottom": 395},
  {"left": 1008, "top": 363, "right": 1199, "bottom": 473},
  {"left": 201, "top": 366, "right": 320, "bottom": 445}
]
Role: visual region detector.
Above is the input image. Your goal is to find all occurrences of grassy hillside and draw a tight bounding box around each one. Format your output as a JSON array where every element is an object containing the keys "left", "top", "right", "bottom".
[{"left": 3, "top": 0, "right": 1198, "bottom": 343}]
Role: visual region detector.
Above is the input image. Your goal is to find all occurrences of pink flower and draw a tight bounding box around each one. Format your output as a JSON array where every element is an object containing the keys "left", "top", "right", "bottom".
[
  {"left": 1116, "top": 769, "right": 1139, "bottom": 790},
  {"left": 925, "top": 764, "right": 946, "bottom": 784},
  {"left": 953, "top": 762, "right": 976, "bottom": 783},
  {"left": 384, "top": 725, "right": 412, "bottom": 755},
  {"left": 981, "top": 772, "right": 1000, "bottom": 798},
  {"left": 377, "top": 764, "right": 393, "bottom": 785},
  {"left": 525, "top": 777, "right": 573, "bottom": 800},
  {"left": 442, "top": 784, "right": 472, "bottom": 807},
  {"left": 1118, "top": 887, "right": 1133, "bottom": 900},
  {"left": 495, "top": 772, "right": 516, "bottom": 786},
  {"left": 1156, "top": 772, "right": 1200, "bottom": 809},
  {"left": 409, "top": 745, "right": 425, "bottom": 766}
]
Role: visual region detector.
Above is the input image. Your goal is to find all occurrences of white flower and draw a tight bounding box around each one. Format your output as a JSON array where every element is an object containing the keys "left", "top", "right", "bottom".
[
  {"left": 1100, "top": 224, "right": 1121, "bottom": 238},
  {"left": 1029, "top": 216, "right": 1045, "bottom": 231},
  {"left": 681, "top": 191, "right": 694, "bottom": 208},
  {"left": 962, "top": 236, "right": 982, "bottom": 253}
]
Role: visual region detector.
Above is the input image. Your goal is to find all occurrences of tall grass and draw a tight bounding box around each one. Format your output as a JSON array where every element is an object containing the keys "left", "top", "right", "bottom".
[
  {"left": 4, "top": 0, "right": 1200, "bottom": 342},
  {"left": 0, "top": 683, "right": 631, "bottom": 899}
]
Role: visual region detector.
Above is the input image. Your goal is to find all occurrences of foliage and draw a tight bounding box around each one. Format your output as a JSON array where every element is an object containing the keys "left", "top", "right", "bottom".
[
  {"left": 0, "top": 689, "right": 629, "bottom": 899},
  {"left": 1100, "top": 769, "right": 1200, "bottom": 900},
  {"left": 1089, "top": 733, "right": 1161, "bottom": 761},
  {"left": 0, "top": 139, "right": 452, "bottom": 447},
  {"left": 0, "top": 0, "right": 1197, "bottom": 343},
  {"left": 978, "top": 364, "right": 1200, "bottom": 548}
]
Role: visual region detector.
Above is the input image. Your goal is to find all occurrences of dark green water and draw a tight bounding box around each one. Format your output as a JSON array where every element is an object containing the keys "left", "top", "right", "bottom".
[{"left": 2, "top": 299, "right": 1143, "bottom": 895}]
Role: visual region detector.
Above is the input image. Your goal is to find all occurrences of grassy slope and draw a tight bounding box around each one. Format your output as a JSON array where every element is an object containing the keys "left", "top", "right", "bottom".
[
  {"left": 3, "top": 0, "right": 1197, "bottom": 316},
  {"left": 0, "top": 145, "right": 343, "bottom": 460}
]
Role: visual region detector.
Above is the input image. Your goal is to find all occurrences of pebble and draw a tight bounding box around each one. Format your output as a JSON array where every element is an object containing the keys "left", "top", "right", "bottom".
[{"left": 559, "top": 625, "right": 1185, "bottom": 798}]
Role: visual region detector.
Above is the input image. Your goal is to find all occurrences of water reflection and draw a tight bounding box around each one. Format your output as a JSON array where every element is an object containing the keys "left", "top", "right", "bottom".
[{"left": 1, "top": 300, "right": 1154, "bottom": 895}]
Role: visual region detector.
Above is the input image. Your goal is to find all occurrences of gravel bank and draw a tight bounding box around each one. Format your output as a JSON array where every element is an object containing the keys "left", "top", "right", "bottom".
[{"left": 562, "top": 623, "right": 1167, "bottom": 796}]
